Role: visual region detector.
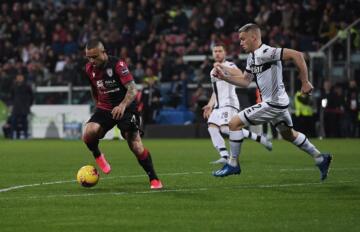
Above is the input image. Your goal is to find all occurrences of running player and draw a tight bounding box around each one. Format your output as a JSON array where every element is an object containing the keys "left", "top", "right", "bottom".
[
  {"left": 203, "top": 44, "right": 272, "bottom": 164},
  {"left": 212, "top": 24, "right": 332, "bottom": 181},
  {"left": 83, "top": 39, "right": 163, "bottom": 189}
]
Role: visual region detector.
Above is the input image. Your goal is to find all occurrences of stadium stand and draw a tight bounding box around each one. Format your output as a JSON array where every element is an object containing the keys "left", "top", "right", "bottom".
[{"left": 0, "top": 0, "right": 359, "bottom": 137}]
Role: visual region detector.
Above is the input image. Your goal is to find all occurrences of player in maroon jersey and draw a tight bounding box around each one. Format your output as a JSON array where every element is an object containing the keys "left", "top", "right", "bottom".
[{"left": 83, "top": 40, "right": 163, "bottom": 189}]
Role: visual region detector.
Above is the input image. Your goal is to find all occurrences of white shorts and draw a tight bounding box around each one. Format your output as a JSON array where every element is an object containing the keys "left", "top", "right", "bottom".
[
  {"left": 208, "top": 106, "right": 239, "bottom": 126},
  {"left": 238, "top": 102, "right": 293, "bottom": 131}
]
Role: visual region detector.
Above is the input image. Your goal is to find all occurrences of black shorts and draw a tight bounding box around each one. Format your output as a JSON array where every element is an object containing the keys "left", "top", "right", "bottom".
[{"left": 88, "top": 108, "right": 142, "bottom": 134}]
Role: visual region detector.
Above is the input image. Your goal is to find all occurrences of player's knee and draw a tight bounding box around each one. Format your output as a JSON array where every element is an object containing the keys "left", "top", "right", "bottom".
[
  {"left": 280, "top": 128, "right": 297, "bottom": 141},
  {"left": 228, "top": 117, "right": 243, "bottom": 131},
  {"left": 82, "top": 131, "right": 96, "bottom": 144},
  {"left": 83, "top": 127, "right": 100, "bottom": 144},
  {"left": 131, "top": 142, "right": 144, "bottom": 156}
]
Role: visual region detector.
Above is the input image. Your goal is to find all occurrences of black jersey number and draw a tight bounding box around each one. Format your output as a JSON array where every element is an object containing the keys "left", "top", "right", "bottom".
[{"left": 246, "top": 104, "right": 262, "bottom": 114}]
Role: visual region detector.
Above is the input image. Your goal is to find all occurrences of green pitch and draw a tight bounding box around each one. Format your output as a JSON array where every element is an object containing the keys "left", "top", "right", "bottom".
[{"left": 0, "top": 139, "right": 359, "bottom": 232}]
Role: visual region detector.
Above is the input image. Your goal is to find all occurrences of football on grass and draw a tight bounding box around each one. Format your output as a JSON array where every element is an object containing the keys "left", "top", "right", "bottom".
[{"left": 76, "top": 165, "right": 99, "bottom": 187}]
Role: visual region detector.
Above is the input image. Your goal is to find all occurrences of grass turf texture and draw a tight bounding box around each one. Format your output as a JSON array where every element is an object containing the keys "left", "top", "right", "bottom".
[{"left": 0, "top": 139, "right": 359, "bottom": 232}]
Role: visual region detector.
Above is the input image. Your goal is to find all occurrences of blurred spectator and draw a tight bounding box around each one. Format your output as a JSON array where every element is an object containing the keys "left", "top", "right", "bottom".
[
  {"left": 190, "top": 84, "right": 209, "bottom": 122},
  {"left": 2, "top": 115, "right": 12, "bottom": 139},
  {"left": 140, "top": 76, "right": 162, "bottom": 125},
  {"left": 10, "top": 74, "right": 33, "bottom": 139},
  {"left": 344, "top": 80, "right": 359, "bottom": 137},
  {"left": 133, "top": 62, "right": 145, "bottom": 83},
  {"left": 324, "top": 84, "right": 346, "bottom": 137}
]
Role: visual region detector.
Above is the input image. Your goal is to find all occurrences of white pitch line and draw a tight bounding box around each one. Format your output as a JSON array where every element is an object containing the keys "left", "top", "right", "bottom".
[
  {"left": 0, "top": 171, "right": 204, "bottom": 193},
  {"left": 279, "top": 167, "right": 360, "bottom": 172},
  {"left": 1, "top": 180, "right": 356, "bottom": 200},
  {"left": 0, "top": 167, "right": 358, "bottom": 194}
]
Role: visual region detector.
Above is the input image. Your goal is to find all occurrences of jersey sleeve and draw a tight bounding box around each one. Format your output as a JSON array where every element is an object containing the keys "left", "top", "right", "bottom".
[
  {"left": 115, "top": 60, "right": 134, "bottom": 85},
  {"left": 258, "top": 46, "right": 283, "bottom": 64},
  {"left": 245, "top": 56, "right": 252, "bottom": 73},
  {"left": 245, "top": 57, "right": 254, "bottom": 81}
]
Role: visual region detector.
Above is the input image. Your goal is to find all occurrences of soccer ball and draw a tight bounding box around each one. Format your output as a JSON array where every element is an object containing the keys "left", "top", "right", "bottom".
[{"left": 76, "top": 165, "right": 99, "bottom": 187}]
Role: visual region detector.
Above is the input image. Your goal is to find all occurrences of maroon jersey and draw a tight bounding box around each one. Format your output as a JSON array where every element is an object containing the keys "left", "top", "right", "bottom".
[{"left": 85, "top": 56, "right": 136, "bottom": 111}]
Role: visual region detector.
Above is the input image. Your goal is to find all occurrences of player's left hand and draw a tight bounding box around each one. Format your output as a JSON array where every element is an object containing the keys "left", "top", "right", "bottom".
[
  {"left": 112, "top": 103, "right": 126, "bottom": 120},
  {"left": 202, "top": 104, "right": 212, "bottom": 119},
  {"left": 301, "top": 81, "right": 313, "bottom": 95}
]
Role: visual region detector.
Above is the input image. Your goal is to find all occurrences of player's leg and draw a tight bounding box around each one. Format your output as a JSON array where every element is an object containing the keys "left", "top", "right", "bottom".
[
  {"left": 274, "top": 108, "right": 332, "bottom": 181},
  {"left": 241, "top": 128, "right": 272, "bottom": 151},
  {"left": 124, "top": 131, "right": 163, "bottom": 189},
  {"left": 83, "top": 109, "right": 114, "bottom": 174},
  {"left": 213, "top": 103, "right": 272, "bottom": 177},
  {"left": 280, "top": 127, "right": 332, "bottom": 181},
  {"left": 82, "top": 122, "right": 111, "bottom": 174},
  {"left": 213, "top": 115, "right": 245, "bottom": 177},
  {"left": 208, "top": 123, "right": 230, "bottom": 164},
  {"left": 207, "top": 108, "right": 231, "bottom": 163}
]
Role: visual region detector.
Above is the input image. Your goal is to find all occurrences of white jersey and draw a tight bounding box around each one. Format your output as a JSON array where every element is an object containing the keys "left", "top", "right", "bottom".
[
  {"left": 210, "top": 60, "right": 240, "bottom": 110},
  {"left": 245, "top": 44, "right": 289, "bottom": 106}
]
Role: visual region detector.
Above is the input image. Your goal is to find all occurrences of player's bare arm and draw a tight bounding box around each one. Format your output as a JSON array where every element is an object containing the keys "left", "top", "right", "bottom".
[
  {"left": 213, "top": 62, "right": 251, "bottom": 87},
  {"left": 282, "top": 48, "right": 313, "bottom": 95},
  {"left": 202, "top": 92, "right": 215, "bottom": 119},
  {"left": 111, "top": 81, "right": 137, "bottom": 120}
]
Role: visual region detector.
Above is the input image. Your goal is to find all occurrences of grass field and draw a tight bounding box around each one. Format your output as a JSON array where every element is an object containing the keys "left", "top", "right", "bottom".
[{"left": 0, "top": 138, "right": 359, "bottom": 232}]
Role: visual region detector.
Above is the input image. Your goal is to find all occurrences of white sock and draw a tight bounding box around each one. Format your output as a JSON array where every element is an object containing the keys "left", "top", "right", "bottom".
[
  {"left": 208, "top": 127, "right": 229, "bottom": 158},
  {"left": 292, "top": 132, "right": 322, "bottom": 163},
  {"left": 242, "top": 128, "right": 268, "bottom": 145},
  {"left": 229, "top": 130, "right": 244, "bottom": 166}
]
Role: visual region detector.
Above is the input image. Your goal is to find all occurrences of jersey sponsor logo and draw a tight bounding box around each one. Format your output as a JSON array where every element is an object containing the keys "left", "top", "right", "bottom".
[
  {"left": 104, "top": 79, "right": 118, "bottom": 88},
  {"left": 250, "top": 65, "right": 263, "bottom": 74},
  {"left": 121, "top": 68, "right": 129, "bottom": 75},
  {"left": 106, "top": 68, "right": 113, "bottom": 77},
  {"left": 103, "top": 88, "right": 120, "bottom": 94}
]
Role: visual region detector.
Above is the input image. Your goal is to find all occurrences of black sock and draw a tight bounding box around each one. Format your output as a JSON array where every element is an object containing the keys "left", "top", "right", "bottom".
[
  {"left": 85, "top": 140, "right": 101, "bottom": 158},
  {"left": 138, "top": 150, "right": 158, "bottom": 181}
]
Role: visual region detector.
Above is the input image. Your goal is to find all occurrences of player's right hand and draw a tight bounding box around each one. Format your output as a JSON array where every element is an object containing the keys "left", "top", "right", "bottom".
[
  {"left": 301, "top": 81, "right": 314, "bottom": 95},
  {"left": 202, "top": 105, "right": 212, "bottom": 119},
  {"left": 111, "top": 103, "right": 126, "bottom": 120}
]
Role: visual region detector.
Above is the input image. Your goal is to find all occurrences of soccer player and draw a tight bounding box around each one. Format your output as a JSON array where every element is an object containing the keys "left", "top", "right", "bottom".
[
  {"left": 82, "top": 40, "right": 163, "bottom": 189},
  {"left": 212, "top": 23, "right": 332, "bottom": 181},
  {"left": 203, "top": 44, "right": 272, "bottom": 164}
]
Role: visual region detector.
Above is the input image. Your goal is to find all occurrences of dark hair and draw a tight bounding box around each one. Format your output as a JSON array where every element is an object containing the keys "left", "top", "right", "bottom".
[
  {"left": 85, "top": 39, "right": 104, "bottom": 50},
  {"left": 212, "top": 42, "right": 227, "bottom": 52},
  {"left": 238, "top": 23, "right": 261, "bottom": 33}
]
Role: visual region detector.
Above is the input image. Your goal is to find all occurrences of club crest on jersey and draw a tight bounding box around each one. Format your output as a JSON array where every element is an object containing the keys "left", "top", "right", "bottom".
[
  {"left": 96, "top": 80, "right": 104, "bottom": 89},
  {"left": 106, "top": 68, "right": 113, "bottom": 77}
]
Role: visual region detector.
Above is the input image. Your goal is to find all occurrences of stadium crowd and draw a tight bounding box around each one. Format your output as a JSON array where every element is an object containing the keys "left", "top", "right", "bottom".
[{"left": 0, "top": 0, "right": 359, "bottom": 137}]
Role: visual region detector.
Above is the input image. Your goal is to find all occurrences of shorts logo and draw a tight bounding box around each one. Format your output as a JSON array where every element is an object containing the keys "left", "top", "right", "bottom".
[{"left": 106, "top": 68, "right": 113, "bottom": 77}]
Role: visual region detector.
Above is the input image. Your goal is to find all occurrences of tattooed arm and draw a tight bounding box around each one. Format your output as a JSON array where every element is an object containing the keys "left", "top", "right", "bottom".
[{"left": 111, "top": 81, "right": 138, "bottom": 120}]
